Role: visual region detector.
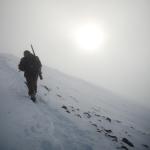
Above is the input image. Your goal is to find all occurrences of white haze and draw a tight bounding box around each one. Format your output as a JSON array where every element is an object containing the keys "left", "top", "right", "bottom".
[{"left": 0, "top": 0, "right": 150, "bottom": 108}]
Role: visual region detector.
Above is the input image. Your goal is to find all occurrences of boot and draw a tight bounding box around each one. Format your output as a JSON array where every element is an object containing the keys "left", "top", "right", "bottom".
[{"left": 31, "top": 94, "right": 36, "bottom": 102}]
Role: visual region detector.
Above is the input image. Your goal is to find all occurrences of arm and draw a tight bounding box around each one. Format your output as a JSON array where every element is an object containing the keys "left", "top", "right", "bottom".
[{"left": 18, "top": 58, "right": 25, "bottom": 71}]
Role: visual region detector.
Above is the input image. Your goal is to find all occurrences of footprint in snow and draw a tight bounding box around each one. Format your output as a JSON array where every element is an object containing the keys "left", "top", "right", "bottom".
[
  {"left": 62, "top": 105, "right": 70, "bottom": 113},
  {"left": 41, "top": 85, "right": 51, "bottom": 92},
  {"left": 83, "top": 112, "right": 92, "bottom": 118},
  {"left": 69, "top": 96, "right": 79, "bottom": 103},
  {"left": 56, "top": 94, "right": 62, "bottom": 98}
]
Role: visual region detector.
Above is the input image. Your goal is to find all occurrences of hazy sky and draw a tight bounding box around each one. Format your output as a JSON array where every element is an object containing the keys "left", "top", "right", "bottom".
[{"left": 0, "top": 0, "right": 150, "bottom": 107}]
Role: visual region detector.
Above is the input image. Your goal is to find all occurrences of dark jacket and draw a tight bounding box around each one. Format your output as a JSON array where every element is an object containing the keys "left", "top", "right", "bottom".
[{"left": 19, "top": 54, "right": 42, "bottom": 77}]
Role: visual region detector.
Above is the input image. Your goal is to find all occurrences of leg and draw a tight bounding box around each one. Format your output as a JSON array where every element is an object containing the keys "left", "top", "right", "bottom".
[
  {"left": 25, "top": 75, "right": 35, "bottom": 96},
  {"left": 25, "top": 74, "right": 38, "bottom": 102},
  {"left": 32, "top": 74, "right": 38, "bottom": 96},
  {"left": 30, "top": 75, "right": 38, "bottom": 102},
  {"left": 25, "top": 75, "right": 32, "bottom": 96}
]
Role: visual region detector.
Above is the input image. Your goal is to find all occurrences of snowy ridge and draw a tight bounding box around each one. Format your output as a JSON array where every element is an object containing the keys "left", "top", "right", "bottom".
[{"left": 0, "top": 53, "right": 149, "bottom": 150}]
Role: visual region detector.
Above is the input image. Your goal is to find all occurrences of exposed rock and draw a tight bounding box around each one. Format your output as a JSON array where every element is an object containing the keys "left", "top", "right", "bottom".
[
  {"left": 83, "top": 112, "right": 91, "bottom": 118},
  {"left": 62, "top": 105, "right": 70, "bottom": 113},
  {"left": 66, "top": 110, "right": 70, "bottom": 113},
  {"left": 69, "top": 106, "right": 75, "bottom": 112},
  {"left": 142, "top": 144, "right": 149, "bottom": 148},
  {"left": 95, "top": 114, "right": 101, "bottom": 117},
  {"left": 122, "top": 138, "right": 134, "bottom": 147},
  {"left": 121, "top": 146, "right": 128, "bottom": 150},
  {"left": 104, "top": 129, "right": 112, "bottom": 133},
  {"left": 117, "top": 145, "right": 128, "bottom": 150},
  {"left": 106, "top": 117, "right": 111, "bottom": 122},
  {"left": 57, "top": 94, "right": 62, "bottom": 98},
  {"left": 62, "top": 105, "right": 67, "bottom": 110},
  {"left": 91, "top": 123, "right": 97, "bottom": 127},
  {"left": 97, "top": 129, "right": 102, "bottom": 133},
  {"left": 107, "top": 134, "right": 118, "bottom": 142}
]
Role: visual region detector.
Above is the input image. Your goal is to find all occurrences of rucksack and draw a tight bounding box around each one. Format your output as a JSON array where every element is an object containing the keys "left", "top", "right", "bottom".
[
  {"left": 28, "top": 55, "right": 41, "bottom": 74},
  {"left": 20, "top": 54, "right": 41, "bottom": 75}
]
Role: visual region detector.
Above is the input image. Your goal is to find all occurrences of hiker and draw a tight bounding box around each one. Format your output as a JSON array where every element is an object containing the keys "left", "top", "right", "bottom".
[{"left": 18, "top": 50, "right": 42, "bottom": 102}]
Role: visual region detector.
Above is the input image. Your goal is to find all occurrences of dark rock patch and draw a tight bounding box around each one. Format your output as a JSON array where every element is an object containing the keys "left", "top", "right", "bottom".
[
  {"left": 142, "top": 144, "right": 149, "bottom": 148},
  {"left": 104, "top": 129, "right": 112, "bottom": 133},
  {"left": 66, "top": 110, "right": 70, "bottom": 113},
  {"left": 106, "top": 117, "right": 111, "bottom": 122},
  {"left": 57, "top": 94, "right": 62, "bottom": 98},
  {"left": 117, "top": 145, "right": 128, "bottom": 150},
  {"left": 106, "top": 134, "right": 118, "bottom": 142},
  {"left": 62, "top": 105, "right": 67, "bottom": 110},
  {"left": 83, "top": 112, "right": 91, "bottom": 118},
  {"left": 69, "top": 106, "right": 75, "bottom": 112},
  {"left": 91, "top": 123, "right": 97, "bottom": 128},
  {"left": 95, "top": 114, "right": 101, "bottom": 117},
  {"left": 122, "top": 138, "right": 134, "bottom": 147},
  {"left": 97, "top": 129, "right": 102, "bottom": 133},
  {"left": 62, "top": 105, "right": 70, "bottom": 113},
  {"left": 121, "top": 146, "right": 128, "bottom": 150}
]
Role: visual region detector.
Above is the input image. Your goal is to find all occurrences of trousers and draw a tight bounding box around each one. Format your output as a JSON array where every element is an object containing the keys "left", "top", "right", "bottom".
[{"left": 25, "top": 73, "right": 38, "bottom": 96}]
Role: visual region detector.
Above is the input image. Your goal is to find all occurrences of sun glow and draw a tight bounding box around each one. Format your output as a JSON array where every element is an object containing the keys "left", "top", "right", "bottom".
[{"left": 74, "top": 23, "right": 106, "bottom": 52}]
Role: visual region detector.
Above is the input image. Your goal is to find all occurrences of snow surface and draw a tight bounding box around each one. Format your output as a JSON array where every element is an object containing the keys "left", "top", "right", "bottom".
[{"left": 0, "top": 53, "right": 150, "bottom": 150}]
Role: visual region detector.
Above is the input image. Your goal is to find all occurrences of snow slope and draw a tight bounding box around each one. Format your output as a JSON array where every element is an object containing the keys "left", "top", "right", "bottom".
[{"left": 0, "top": 53, "right": 150, "bottom": 150}]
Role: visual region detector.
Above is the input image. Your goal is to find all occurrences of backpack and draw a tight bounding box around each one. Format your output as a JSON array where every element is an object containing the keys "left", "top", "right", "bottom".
[
  {"left": 28, "top": 55, "right": 41, "bottom": 74},
  {"left": 19, "top": 54, "right": 41, "bottom": 75}
]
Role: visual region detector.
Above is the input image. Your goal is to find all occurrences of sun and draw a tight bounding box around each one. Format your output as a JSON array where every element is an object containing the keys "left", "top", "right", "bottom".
[{"left": 74, "top": 23, "right": 106, "bottom": 52}]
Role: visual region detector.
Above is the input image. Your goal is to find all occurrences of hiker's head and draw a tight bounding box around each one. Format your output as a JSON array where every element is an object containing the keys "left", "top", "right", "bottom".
[{"left": 24, "top": 50, "right": 31, "bottom": 57}]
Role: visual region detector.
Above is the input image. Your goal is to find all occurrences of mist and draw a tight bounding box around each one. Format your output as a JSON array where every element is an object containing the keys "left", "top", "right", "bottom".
[{"left": 0, "top": 0, "right": 150, "bottom": 108}]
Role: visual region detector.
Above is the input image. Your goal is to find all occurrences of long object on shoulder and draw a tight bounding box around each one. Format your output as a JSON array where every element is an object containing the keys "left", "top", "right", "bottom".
[
  {"left": 31, "top": 44, "right": 43, "bottom": 80},
  {"left": 31, "top": 44, "right": 36, "bottom": 56}
]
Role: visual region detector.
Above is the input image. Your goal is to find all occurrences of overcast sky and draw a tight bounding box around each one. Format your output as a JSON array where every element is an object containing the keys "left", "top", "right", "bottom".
[{"left": 0, "top": 0, "right": 150, "bottom": 107}]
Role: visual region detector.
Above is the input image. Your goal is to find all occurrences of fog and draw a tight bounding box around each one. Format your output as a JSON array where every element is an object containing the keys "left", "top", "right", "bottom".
[{"left": 0, "top": 0, "right": 150, "bottom": 107}]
